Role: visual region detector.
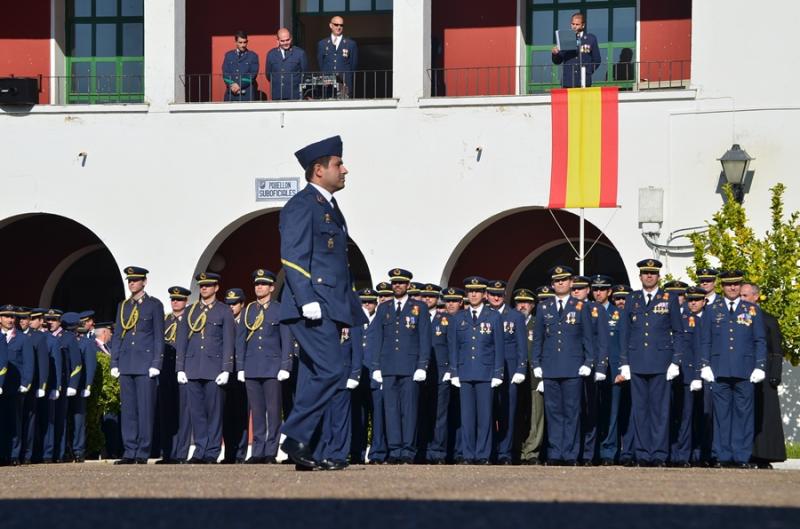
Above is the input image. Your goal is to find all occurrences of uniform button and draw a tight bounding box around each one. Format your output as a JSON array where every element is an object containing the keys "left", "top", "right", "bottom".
[
  {"left": 396, "top": 347, "right": 399, "bottom": 351},
  {"left": 395, "top": 339, "right": 399, "bottom": 342},
  {"left": 471, "top": 355, "right": 475, "bottom": 359},
  {"left": 730, "top": 346, "right": 734, "bottom": 350},
  {"left": 729, "top": 329, "right": 733, "bottom": 333},
  {"left": 131, "top": 341, "right": 135, "bottom": 345},
  {"left": 645, "top": 323, "right": 649, "bottom": 327},
  {"left": 644, "top": 332, "right": 649, "bottom": 337},
  {"left": 317, "top": 278, "right": 322, "bottom": 283},
  {"left": 472, "top": 336, "right": 476, "bottom": 340},
  {"left": 132, "top": 332, "right": 136, "bottom": 336},
  {"left": 730, "top": 337, "right": 734, "bottom": 341},
  {"left": 258, "top": 346, "right": 262, "bottom": 350},
  {"left": 258, "top": 336, "right": 262, "bottom": 340},
  {"left": 201, "top": 346, "right": 204, "bottom": 350},
  {"left": 471, "top": 347, "right": 475, "bottom": 351},
  {"left": 557, "top": 331, "right": 561, "bottom": 335},
  {"left": 557, "top": 348, "right": 561, "bottom": 352},
  {"left": 644, "top": 342, "right": 648, "bottom": 347}
]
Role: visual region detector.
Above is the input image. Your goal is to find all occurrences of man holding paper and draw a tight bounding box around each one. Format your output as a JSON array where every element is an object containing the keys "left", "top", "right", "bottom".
[{"left": 551, "top": 12, "right": 602, "bottom": 88}]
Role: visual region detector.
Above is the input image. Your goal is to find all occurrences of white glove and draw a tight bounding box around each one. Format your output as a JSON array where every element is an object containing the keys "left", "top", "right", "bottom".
[
  {"left": 450, "top": 376, "right": 461, "bottom": 388},
  {"left": 666, "top": 363, "right": 680, "bottom": 381},
  {"left": 66, "top": 387, "right": 77, "bottom": 397},
  {"left": 594, "top": 371, "right": 607, "bottom": 382},
  {"left": 536, "top": 381, "right": 544, "bottom": 393},
  {"left": 620, "top": 365, "right": 631, "bottom": 381},
  {"left": 511, "top": 373, "right": 526, "bottom": 384},
  {"left": 346, "top": 378, "right": 359, "bottom": 390},
  {"left": 372, "top": 370, "right": 383, "bottom": 384},
  {"left": 491, "top": 377, "right": 503, "bottom": 388},
  {"left": 578, "top": 366, "right": 591, "bottom": 377},
  {"left": 413, "top": 369, "right": 427, "bottom": 382},
  {"left": 749, "top": 368, "right": 766, "bottom": 384},
  {"left": 277, "top": 369, "right": 290, "bottom": 381},
  {"left": 110, "top": 367, "right": 120, "bottom": 379},
  {"left": 533, "top": 367, "right": 543, "bottom": 379},
  {"left": 215, "top": 371, "right": 230, "bottom": 386},
  {"left": 36, "top": 389, "right": 46, "bottom": 398},
  {"left": 700, "top": 366, "right": 715, "bottom": 383},
  {"left": 49, "top": 389, "right": 60, "bottom": 400},
  {"left": 0, "top": 387, "right": 2, "bottom": 395},
  {"left": 689, "top": 380, "right": 703, "bottom": 392},
  {"left": 301, "top": 302, "right": 322, "bottom": 320},
  {"left": 82, "top": 388, "right": 91, "bottom": 398},
  {"left": 442, "top": 372, "right": 451, "bottom": 382},
  {"left": 177, "top": 371, "right": 188, "bottom": 384},
  {"left": 148, "top": 367, "right": 160, "bottom": 378},
  {"left": 237, "top": 370, "right": 245, "bottom": 383},
  {"left": 19, "top": 385, "right": 29, "bottom": 394}
]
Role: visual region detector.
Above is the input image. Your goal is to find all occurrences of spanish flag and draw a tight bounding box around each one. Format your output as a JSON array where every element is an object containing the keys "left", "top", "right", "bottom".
[{"left": 548, "top": 87, "right": 619, "bottom": 208}]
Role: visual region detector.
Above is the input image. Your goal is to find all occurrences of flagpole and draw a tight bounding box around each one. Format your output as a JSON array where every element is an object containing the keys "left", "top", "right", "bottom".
[{"left": 579, "top": 207, "right": 585, "bottom": 275}]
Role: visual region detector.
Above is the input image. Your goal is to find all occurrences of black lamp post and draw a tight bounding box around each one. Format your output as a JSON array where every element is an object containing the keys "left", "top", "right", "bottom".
[{"left": 718, "top": 144, "right": 753, "bottom": 203}]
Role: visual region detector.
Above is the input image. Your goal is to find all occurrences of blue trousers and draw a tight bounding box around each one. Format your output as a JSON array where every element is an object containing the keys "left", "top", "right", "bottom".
[
  {"left": 245, "top": 378, "right": 282, "bottom": 458},
  {"left": 119, "top": 374, "right": 157, "bottom": 460},
  {"left": 670, "top": 382, "right": 694, "bottom": 463},
  {"left": 597, "top": 375, "right": 622, "bottom": 461},
  {"left": 222, "top": 379, "right": 249, "bottom": 462},
  {"left": 695, "top": 383, "right": 714, "bottom": 463},
  {"left": 68, "top": 395, "right": 88, "bottom": 458},
  {"left": 314, "top": 385, "right": 352, "bottom": 462},
  {"left": 618, "top": 382, "right": 635, "bottom": 462},
  {"left": 280, "top": 318, "right": 344, "bottom": 446},
  {"left": 382, "top": 374, "right": 419, "bottom": 459},
  {"left": 186, "top": 379, "right": 224, "bottom": 461},
  {"left": 448, "top": 385, "right": 462, "bottom": 461},
  {"left": 493, "top": 372, "right": 518, "bottom": 461},
  {"left": 459, "top": 381, "right": 493, "bottom": 461},
  {"left": 543, "top": 377, "right": 582, "bottom": 462},
  {"left": 368, "top": 383, "right": 387, "bottom": 462},
  {"left": 44, "top": 393, "right": 68, "bottom": 461},
  {"left": 21, "top": 391, "right": 37, "bottom": 461},
  {"left": 349, "top": 366, "right": 370, "bottom": 463},
  {"left": 631, "top": 372, "right": 670, "bottom": 463},
  {"left": 33, "top": 396, "right": 50, "bottom": 461},
  {"left": 0, "top": 380, "right": 25, "bottom": 460},
  {"left": 580, "top": 376, "right": 599, "bottom": 462},
  {"left": 425, "top": 378, "right": 451, "bottom": 462},
  {"left": 712, "top": 377, "right": 754, "bottom": 464}
]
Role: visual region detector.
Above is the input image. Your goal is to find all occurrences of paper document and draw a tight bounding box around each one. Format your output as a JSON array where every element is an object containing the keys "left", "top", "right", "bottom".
[{"left": 555, "top": 30, "right": 578, "bottom": 51}]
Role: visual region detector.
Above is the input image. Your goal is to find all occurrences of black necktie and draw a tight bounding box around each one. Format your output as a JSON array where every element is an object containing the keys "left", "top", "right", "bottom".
[
  {"left": 472, "top": 310, "right": 478, "bottom": 325},
  {"left": 729, "top": 302, "right": 734, "bottom": 314},
  {"left": 330, "top": 197, "right": 346, "bottom": 228},
  {"left": 558, "top": 300, "right": 564, "bottom": 316},
  {"left": 396, "top": 301, "right": 402, "bottom": 316},
  {"left": 646, "top": 293, "right": 653, "bottom": 307}
]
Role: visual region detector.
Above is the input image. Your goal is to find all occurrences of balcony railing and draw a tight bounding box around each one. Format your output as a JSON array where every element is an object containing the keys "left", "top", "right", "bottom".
[
  {"left": 179, "top": 71, "right": 393, "bottom": 103},
  {"left": 426, "top": 60, "right": 691, "bottom": 97}
]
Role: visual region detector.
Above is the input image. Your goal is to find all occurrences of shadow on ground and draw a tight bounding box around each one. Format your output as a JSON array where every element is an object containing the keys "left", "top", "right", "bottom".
[{"left": 2, "top": 499, "right": 797, "bottom": 529}]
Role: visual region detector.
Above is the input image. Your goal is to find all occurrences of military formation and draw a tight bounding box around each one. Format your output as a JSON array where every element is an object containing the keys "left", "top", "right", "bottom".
[{"left": 0, "top": 259, "right": 777, "bottom": 469}]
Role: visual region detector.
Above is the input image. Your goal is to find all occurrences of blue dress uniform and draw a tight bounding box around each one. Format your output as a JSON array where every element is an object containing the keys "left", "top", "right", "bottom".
[
  {"left": 41, "top": 310, "right": 65, "bottom": 462},
  {"left": 237, "top": 270, "right": 292, "bottom": 463},
  {"left": 420, "top": 284, "right": 452, "bottom": 464},
  {"left": 158, "top": 286, "right": 192, "bottom": 463},
  {"left": 317, "top": 36, "right": 358, "bottom": 95},
  {"left": 592, "top": 275, "right": 623, "bottom": 465},
  {"left": 670, "top": 287, "right": 704, "bottom": 466},
  {"left": 176, "top": 273, "right": 236, "bottom": 463},
  {"left": 608, "top": 285, "right": 635, "bottom": 463},
  {"left": 372, "top": 268, "right": 431, "bottom": 463},
  {"left": 351, "top": 288, "right": 385, "bottom": 463},
  {"left": 347, "top": 288, "right": 379, "bottom": 464},
  {"left": 700, "top": 271, "right": 767, "bottom": 466},
  {"left": 59, "top": 316, "right": 84, "bottom": 460},
  {"left": 111, "top": 267, "right": 165, "bottom": 463},
  {"left": 619, "top": 259, "right": 682, "bottom": 466},
  {"left": 551, "top": 31, "right": 602, "bottom": 87},
  {"left": 448, "top": 277, "right": 504, "bottom": 464},
  {"left": 278, "top": 136, "right": 367, "bottom": 468},
  {"left": 69, "top": 322, "right": 98, "bottom": 461},
  {"left": 266, "top": 46, "right": 308, "bottom": 100},
  {"left": 486, "top": 281, "right": 527, "bottom": 464},
  {"left": 21, "top": 309, "right": 50, "bottom": 463},
  {"left": 0, "top": 305, "right": 35, "bottom": 464},
  {"left": 222, "top": 288, "right": 249, "bottom": 463},
  {"left": 532, "top": 266, "right": 595, "bottom": 464},
  {"left": 222, "top": 48, "right": 259, "bottom": 101},
  {"left": 313, "top": 326, "right": 361, "bottom": 467}
]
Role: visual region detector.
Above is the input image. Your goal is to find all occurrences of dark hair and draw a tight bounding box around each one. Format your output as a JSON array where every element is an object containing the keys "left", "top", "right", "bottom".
[
  {"left": 304, "top": 156, "right": 333, "bottom": 181},
  {"left": 571, "top": 12, "right": 585, "bottom": 24},
  {"left": 234, "top": 30, "right": 248, "bottom": 40}
]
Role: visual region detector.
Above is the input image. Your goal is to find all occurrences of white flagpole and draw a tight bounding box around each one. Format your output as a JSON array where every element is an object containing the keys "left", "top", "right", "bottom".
[{"left": 579, "top": 208, "right": 585, "bottom": 275}]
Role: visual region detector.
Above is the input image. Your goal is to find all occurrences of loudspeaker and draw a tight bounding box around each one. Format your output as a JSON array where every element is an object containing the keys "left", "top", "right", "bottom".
[{"left": 0, "top": 77, "right": 39, "bottom": 105}]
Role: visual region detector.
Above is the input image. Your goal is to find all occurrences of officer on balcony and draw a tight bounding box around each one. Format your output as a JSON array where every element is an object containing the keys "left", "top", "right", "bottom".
[
  {"left": 317, "top": 15, "right": 359, "bottom": 97},
  {"left": 551, "top": 12, "right": 602, "bottom": 88},
  {"left": 266, "top": 28, "right": 308, "bottom": 101},
  {"left": 222, "top": 30, "right": 259, "bottom": 102}
]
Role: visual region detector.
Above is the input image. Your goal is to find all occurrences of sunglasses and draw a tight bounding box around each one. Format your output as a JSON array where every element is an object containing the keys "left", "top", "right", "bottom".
[
  {"left": 591, "top": 286, "right": 609, "bottom": 291},
  {"left": 331, "top": 23, "right": 344, "bottom": 27}
]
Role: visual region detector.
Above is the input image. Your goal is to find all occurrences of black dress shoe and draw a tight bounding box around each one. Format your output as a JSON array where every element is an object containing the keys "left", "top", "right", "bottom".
[
  {"left": 386, "top": 456, "right": 401, "bottom": 465},
  {"left": 600, "top": 458, "right": 615, "bottom": 466},
  {"left": 563, "top": 460, "right": 578, "bottom": 466},
  {"left": 496, "top": 458, "right": 513, "bottom": 465},
  {"left": 114, "top": 458, "right": 136, "bottom": 465},
  {"left": 367, "top": 459, "right": 384, "bottom": 465},
  {"left": 457, "top": 459, "right": 472, "bottom": 465},
  {"left": 9, "top": 459, "right": 20, "bottom": 467},
  {"left": 324, "top": 460, "right": 348, "bottom": 471},
  {"left": 155, "top": 459, "right": 177, "bottom": 465},
  {"left": 581, "top": 460, "right": 594, "bottom": 467},
  {"left": 21, "top": 459, "right": 32, "bottom": 466},
  {"left": 264, "top": 456, "right": 277, "bottom": 464},
  {"left": 621, "top": 459, "right": 636, "bottom": 467},
  {"left": 244, "top": 457, "right": 264, "bottom": 464},
  {"left": 281, "top": 437, "right": 317, "bottom": 469},
  {"left": 652, "top": 460, "right": 667, "bottom": 468},
  {"left": 734, "top": 462, "right": 751, "bottom": 469},
  {"left": 135, "top": 458, "right": 148, "bottom": 464},
  {"left": 187, "top": 457, "right": 206, "bottom": 464},
  {"left": 757, "top": 462, "right": 774, "bottom": 469},
  {"left": 203, "top": 458, "right": 218, "bottom": 464},
  {"left": 73, "top": 456, "right": 85, "bottom": 463},
  {"left": 545, "top": 459, "right": 562, "bottom": 466},
  {"left": 474, "top": 458, "right": 491, "bottom": 465},
  {"left": 400, "top": 457, "right": 414, "bottom": 465},
  {"left": 522, "top": 458, "right": 541, "bottom": 466}
]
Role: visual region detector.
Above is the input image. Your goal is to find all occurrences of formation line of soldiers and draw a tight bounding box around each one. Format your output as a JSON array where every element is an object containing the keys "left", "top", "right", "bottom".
[{"left": 0, "top": 260, "right": 774, "bottom": 468}]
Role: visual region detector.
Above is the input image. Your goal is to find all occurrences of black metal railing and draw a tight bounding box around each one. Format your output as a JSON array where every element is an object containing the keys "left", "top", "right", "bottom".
[
  {"left": 426, "top": 60, "right": 691, "bottom": 97},
  {"left": 179, "top": 70, "right": 393, "bottom": 103}
]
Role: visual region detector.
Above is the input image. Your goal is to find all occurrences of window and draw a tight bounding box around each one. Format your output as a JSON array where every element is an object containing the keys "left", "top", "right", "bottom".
[
  {"left": 526, "top": 0, "right": 635, "bottom": 93},
  {"left": 67, "top": 0, "right": 144, "bottom": 103},
  {"left": 296, "top": 0, "right": 393, "bottom": 13}
]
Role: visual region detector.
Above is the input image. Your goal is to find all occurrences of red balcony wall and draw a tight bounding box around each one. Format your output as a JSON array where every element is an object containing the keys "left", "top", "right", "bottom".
[{"left": 0, "top": 1, "right": 51, "bottom": 104}]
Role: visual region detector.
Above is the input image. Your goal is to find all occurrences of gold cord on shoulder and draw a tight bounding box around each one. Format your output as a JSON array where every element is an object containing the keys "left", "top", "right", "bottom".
[
  {"left": 120, "top": 299, "right": 139, "bottom": 338},
  {"left": 244, "top": 301, "right": 268, "bottom": 341},
  {"left": 187, "top": 302, "right": 207, "bottom": 338}
]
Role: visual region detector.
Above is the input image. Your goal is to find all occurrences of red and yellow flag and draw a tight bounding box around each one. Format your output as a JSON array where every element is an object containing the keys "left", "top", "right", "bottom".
[{"left": 549, "top": 87, "right": 618, "bottom": 208}]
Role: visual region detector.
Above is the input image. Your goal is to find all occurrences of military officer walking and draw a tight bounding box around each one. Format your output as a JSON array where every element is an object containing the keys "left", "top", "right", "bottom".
[
  {"left": 618, "top": 259, "right": 682, "bottom": 467},
  {"left": 372, "top": 268, "right": 431, "bottom": 464},
  {"left": 176, "top": 272, "right": 235, "bottom": 464},
  {"left": 110, "top": 267, "right": 165, "bottom": 464},
  {"left": 531, "top": 267, "right": 595, "bottom": 465},
  {"left": 237, "top": 270, "right": 291, "bottom": 464},
  {"left": 699, "top": 270, "right": 767, "bottom": 468}
]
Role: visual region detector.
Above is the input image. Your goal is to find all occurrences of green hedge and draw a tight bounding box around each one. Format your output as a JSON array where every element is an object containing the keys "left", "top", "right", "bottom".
[{"left": 87, "top": 352, "right": 121, "bottom": 457}]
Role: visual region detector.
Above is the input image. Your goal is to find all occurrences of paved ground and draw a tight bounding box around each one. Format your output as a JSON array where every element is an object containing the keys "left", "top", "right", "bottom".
[{"left": 2, "top": 462, "right": 799, "bottom": 529}]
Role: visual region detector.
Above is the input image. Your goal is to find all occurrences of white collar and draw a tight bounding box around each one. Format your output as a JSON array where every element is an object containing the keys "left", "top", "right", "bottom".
[
  {"left": 556, "top": 294, "right": 570, "bottom": 304},
  {"left": 394, "top": 295, "right": 409, "bottom": 311},
  {"left": 643, "top": 287, "right": 658, "bottom": 296},
  {"left": 496, "top": 304, "right": 506, "bottom": 314},
  {"left": 706, "top": 292, "right": 717, "bottom": 303},
  {"left": 469, "top": 304, "right": 484, "bottom": 318},
  {"left": 362, "top": 306, "right": 375, "bottom": 322},
  {"left": 725, "top": 297, "right": 741, "bottom": 311},
  {"left": 309, "top": 182, "right": 333, "bottom": 204}
]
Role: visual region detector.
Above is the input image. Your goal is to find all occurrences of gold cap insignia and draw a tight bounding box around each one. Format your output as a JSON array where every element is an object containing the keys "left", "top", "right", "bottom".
[
  {"left": 448, "top": 288, "right": 455, "bottom": 294},
  {"left": 226, "top": 291, "right": 237, "bottom": 299},
  {"left": 393, "top": 268, "right": 401, "bottom": 276},
  {"left": 555, "top": 267, "right": 563, "bottom": 274},
  {"left": 257, "top": 269, "right": 264, "bottom": 277},
  {"left": 171, "top": 288, "right": 179, "bottom": 294},
  {"left": 543, "top": 287, "right": 550, "bottom": 293},
  {"left": 495, "top": 281, "right": 503, "bottom": 288},
  {"left": 647, "top": 260, "right": 654, "bottom": 267},
  {"left": 199, "top": 273, "right": 207, "bottom": 280},
  {"left": 126, "top": 267, "right": 134, "bottom": 274}
]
